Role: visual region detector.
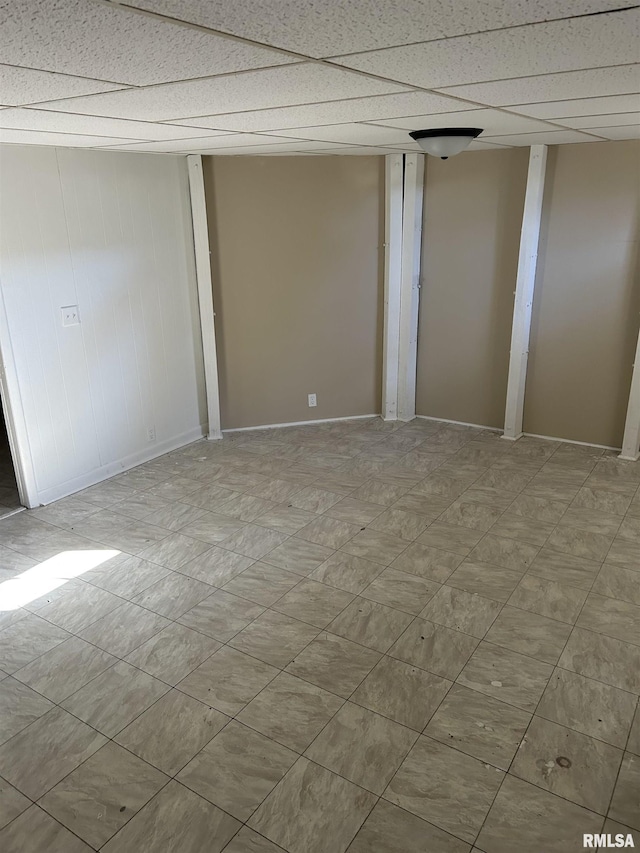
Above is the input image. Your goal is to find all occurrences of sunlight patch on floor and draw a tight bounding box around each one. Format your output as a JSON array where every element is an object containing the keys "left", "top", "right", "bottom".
[{"left": 0, "top": 549, "right": 120, "bottom": 611}]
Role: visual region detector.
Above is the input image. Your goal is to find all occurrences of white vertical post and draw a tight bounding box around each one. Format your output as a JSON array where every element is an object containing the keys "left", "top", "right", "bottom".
[
  {"left": 503, "top": 144, "right": 548, "bottom": 440},
  {"left": 382, "top": 154, "right": 404, "bottom": 420},
  {"left": 397, "top": 153, "right": 424, "bottom": 422},
  {"left": 187, "top": 154, "right": 222, "bottom": 440},
  {"left": 620, "top": 324, "right": 640, "bottom": 460}
]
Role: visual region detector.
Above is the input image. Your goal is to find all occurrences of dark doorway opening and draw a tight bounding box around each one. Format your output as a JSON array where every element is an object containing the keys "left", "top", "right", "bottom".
[{"left": 0, "top": 402, "right": 22, "bottom": 519}]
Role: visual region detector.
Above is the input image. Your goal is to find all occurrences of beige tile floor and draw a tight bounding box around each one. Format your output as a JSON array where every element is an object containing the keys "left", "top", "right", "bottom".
[{"left": 0, "top": 416, "right": 638, "bottom": 852}]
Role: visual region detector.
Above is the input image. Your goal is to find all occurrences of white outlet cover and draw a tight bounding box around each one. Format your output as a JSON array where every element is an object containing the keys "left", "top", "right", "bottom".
[
  {"left": 61, "top": 305, "right": 80, "bottom": 326},
  {"left": 308, "top": 393, "right": 317, "bottom": 407}
]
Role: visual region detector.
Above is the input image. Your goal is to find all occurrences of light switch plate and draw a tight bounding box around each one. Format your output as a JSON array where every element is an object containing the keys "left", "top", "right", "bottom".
[{"left": 61, "top": 305, "right": 80, "bottom": 326}]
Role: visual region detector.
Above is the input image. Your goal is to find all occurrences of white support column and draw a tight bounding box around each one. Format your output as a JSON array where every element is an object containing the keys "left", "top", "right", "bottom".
[
  {"left": 620, "top": 324, "right": 640, "bottom": 460},
  {"left": 187, "top": 155, "right": 222, "bottom": 440},
  {"left": 503, "top": 144, "right": 548, "bottom": 440},
  {"left": 397, "top": 153, "right": 424, "bottom": 422},
  {"left": 381, "top": 154, "right": 404, "bottom": 420}
]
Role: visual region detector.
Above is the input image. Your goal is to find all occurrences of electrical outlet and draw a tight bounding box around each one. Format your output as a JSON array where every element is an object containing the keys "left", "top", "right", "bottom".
[
  {"left": 147, "top": 426, "right": 156, "bottom": 442},
  {"left": 61, "top": 305, "right": 80, "bottom": 326},
  {"left": 308, "top": 393, "right": 317, "bottom": 408}
]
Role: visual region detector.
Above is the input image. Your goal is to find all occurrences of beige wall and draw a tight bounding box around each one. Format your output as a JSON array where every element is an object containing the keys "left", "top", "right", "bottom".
[
  {"left": 203, "top": 156, "right": 383, "bottom": 430},
  {"left": 416, "top": 148, "right": 529, "bottom": 428},
  {"left": 524, "top": 140, "right": 640, "bottom": 448}
]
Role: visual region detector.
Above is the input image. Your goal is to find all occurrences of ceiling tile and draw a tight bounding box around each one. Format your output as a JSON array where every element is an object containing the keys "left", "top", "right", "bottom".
[
  {"left": 263, "top": 123, "right": 414, "bottom": 145},
  {"left": 465, "top": 140, "right": 512, "bottom": 150},
  {"left": 99, "top": 138, "right": 345, "bottom": 154},
  {"left": 302, "top": 147, "right": 409, "bottom": 155},
  {"left": 332, "top": 10, "right": 639, "bottom": 89},
  {"left": 164, "top": 91, "right": 472, "bottom": 132},
  {"left": 102, "top": 134, "right": 301, "bottom": 152},
  {"left": 204, "top": 140, "right": 361, "bottom": 153},
  {"left": 438, "top": 64, "right": 640, "bottom": 106},
  {"left": 0, "top": 64, "right": 129, "bottom": 106},
  {"left": 368, "top": 108, "right": 555, "bottom": 135},
  {"left": 0, "top": 128, "right": 145, "bottom": 147},
  {"left": 256, "top": 152, "right": 317, "bottom": 156},
  {"left": 480, "top": 129, "right": 606, "bottom": 145},
  {"left": 38, "top": 63, "right": 410, "bottom": 122},
  {"left": 560, "top": 111, "right": 640, "bottom": 128},
  {"left": 0, "top": 108, "right": 231, "bottom": 140},
  {"left": 505, "top": 94, "right": 640, "bottom": 119},
  {"left": 0, "top": 0, "right": 295, "bottom": 87},
  {"left": 582, "top": 124, "right": 640, "bottom": 139},
  {"left": 122, "top": 0, "right": 630, "bottom": 58}
]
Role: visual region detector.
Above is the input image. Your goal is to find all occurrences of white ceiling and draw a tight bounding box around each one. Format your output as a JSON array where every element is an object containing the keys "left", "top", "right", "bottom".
[{"left": 0, "top": 0, "right": 638, "bottom": 155}]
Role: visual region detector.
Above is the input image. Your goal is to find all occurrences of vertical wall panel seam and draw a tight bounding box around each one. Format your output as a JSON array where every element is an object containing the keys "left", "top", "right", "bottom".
[
  {"left": 113, "top": 154, "right": 148, "bottom": 444},
  {"left": 36, "top": 149, "right": 65, "bottom": 481},
  {"left": 145, "top": 166, "right": 169, "bottom": 443},
  {"left": 12, "top": 183, "right": 46, "bottom": 495}
]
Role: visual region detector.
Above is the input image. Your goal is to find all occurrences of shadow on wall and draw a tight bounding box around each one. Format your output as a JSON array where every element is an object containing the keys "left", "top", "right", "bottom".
[
  {"left": 203, "top": 164, "right": 229, "bottom": 426},
  {"left": 202, "top": 155, "right": 384, "bottom": 431},
  {"left": 416, "top": 147, "right": 529, "bottom": 429},
  {"left": 524, "top": 140, "right": 640, "bottom": 448},
  {"left": 489, "top": 151, "right": 528, "bottom": 414}
]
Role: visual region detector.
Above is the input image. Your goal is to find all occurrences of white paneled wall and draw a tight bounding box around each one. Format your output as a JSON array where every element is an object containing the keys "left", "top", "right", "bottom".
[{"left": 0, "top": 145, "right": 206, "bottom": 505}]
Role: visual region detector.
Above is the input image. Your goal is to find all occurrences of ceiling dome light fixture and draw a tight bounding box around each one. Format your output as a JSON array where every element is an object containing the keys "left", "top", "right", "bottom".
[{"left": 409, "top": 127, "right": 483, "bottom": 159}]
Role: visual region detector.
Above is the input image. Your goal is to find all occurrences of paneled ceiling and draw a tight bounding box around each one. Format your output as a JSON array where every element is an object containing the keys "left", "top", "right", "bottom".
[{"left": 0, "top": 0, "right": 638, "bottom": 155}]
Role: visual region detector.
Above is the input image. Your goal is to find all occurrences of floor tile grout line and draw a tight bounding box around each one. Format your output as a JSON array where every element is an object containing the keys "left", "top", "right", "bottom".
[
  {"left": 538, "top": 499, "right": 634, "bottom": 669},
  {"left": 4, "top": 554, "right": 638, "bottom": 678},
  {"left": 533, "top": 667, "right": 638, "bottom": 751},
  {"left": 7, "top": 572, "right": 198, "bottom": 671},
  {"left": 4, "top": 544, "right": 638, "bottom": 706},
  {"left": 374, "top": 722, "right": 505, "bottom": 848},
  {"left": 485, "top": 655, "right": 621, "bottom": 830},
  {"left": 4, "top": 570, "right": 239, "bottom": 711},
  {"left": 5, "top": 799, "right": 124, "bottom": 853},
  {"left": 478, "top": 496, "right": 637, "bottom": 828},
  {"left": 575, "top": 486, "right": 638, "bottom": 826},
  {"left": 48, "top": 571, "right": 284, "bottom": 693},
  {"left": 469, "top": 482, "right": 609, "bottom": 846},
  {"left": 8, "top": 524, "right": 435, "bottom": 696},
  {"left": 151, "top": 552, "right": 450, "bottom": 834},
  {"left": 1, "top": 424, "right": 516, "bottom": 552},
  {"left": 1, "top": 419, "right": 639, "bottom": 851},
  {"left": 0, "top": 694, "right": 183, "bottom": 848},
  {"left": 1, "top": 625, "right": 298, "bottom": 847},
  {"left": 0, "top": 429, "right": 359, "bottom": 554}
]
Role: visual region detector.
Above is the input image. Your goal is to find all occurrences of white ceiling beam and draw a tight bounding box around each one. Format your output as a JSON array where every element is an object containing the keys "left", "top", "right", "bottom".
[
  {"left": 381, "top": 153, "right": 404, "bottom": 420},
  {"left": 503, "top": 143, "right": 548, "bottom": 440},
  {"left": 186, "top": 154, "right": 222, "bottom": 440},
  {"left": 397, "top": 152, "right": 424, "bottom": 422},
  {"left": 620, "top": 323, "right": 640, "bottom": 461}
]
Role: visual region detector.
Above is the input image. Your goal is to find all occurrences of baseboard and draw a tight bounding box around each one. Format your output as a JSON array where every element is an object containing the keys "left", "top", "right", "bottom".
[
  {"left": 223, "top": 414, "right": 380, "bottom": 434},
  {"left": 415, "top": 415, "right": 502, "bottom": 432},
  {"left": 36, "top": 425, "right": 207, "bottom": 506},
  {"left": 0, "top": 506, "right": 25, "bottom": 521},
  {"left": 415, "top": 416, "right": 620, "bottom": 453},
  {"left": 523, "top": 432, "right": 620, "bottom": 452}
]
